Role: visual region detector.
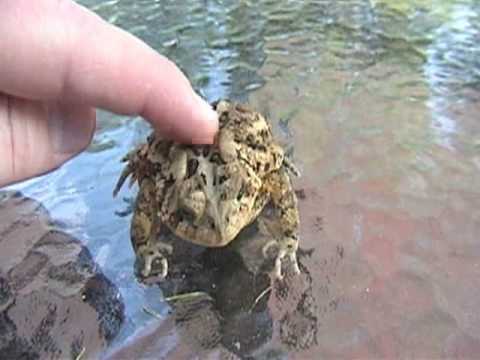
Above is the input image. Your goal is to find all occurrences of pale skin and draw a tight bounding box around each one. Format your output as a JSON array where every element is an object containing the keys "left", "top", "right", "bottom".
[{"left": 0, "top": 0, "right": 219, "bottom": 187}]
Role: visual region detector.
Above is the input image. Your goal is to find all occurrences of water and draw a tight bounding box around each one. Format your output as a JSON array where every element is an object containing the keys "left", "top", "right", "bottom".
[{"left": 8, "top": 0, "right": 480, "bottom": 357}]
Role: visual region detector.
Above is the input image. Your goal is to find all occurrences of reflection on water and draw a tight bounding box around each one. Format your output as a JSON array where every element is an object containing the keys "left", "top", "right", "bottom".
[
  {"left": 424, "top": 2, "right": 480, "bottom": 149},
  {"left": 83, "top": 0, "right": 267, "bottom": 101},
  {"left": 7, "top": 0, "right": 480, "bottom": 357}
]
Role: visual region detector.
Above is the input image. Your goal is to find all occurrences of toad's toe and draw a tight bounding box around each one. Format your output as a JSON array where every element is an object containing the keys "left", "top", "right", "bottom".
[
  {"left": 138, "top": 242, "right": 173, "bottom": 280},
  {"left": 262, "top": 237, "right": 299, "bottom": 280}
]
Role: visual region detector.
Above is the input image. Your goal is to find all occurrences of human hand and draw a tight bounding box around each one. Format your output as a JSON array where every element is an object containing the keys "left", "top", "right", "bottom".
[{"left": 0, "top": 0, "right": 218, "bottom": 187}]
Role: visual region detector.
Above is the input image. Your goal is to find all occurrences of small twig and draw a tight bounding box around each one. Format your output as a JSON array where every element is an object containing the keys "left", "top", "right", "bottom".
[
  {"left": 249, "top": 286, "right": 272, "bottom": 313},
  {"left": 164, "top": 291, "right": 209, "bottom": 302},
  {"left": 75, "top": 347, "right": 86, "bottom": 360},
  {"left": 142, "top": 306, "right": 162, "bottom": 319}
]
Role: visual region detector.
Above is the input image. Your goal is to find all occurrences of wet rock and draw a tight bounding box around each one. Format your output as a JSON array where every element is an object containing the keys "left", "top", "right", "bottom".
[
  {"left": 0, "top": 191, "right": 124, "bottom": 360},
  {"left": 105, "top": 293, "right": 240, "bottom": 360}
]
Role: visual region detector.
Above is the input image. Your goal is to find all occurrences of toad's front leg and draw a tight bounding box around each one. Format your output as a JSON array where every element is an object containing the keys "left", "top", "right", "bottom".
[
  {"left": 260, "top": 168, "right": 301, "bottom": 280},
  {"left": 261, "top": 219, "right": 300, "bottom": 280},
  {"left": 131, "top": 178, "right": 172, "bottom": 280}
]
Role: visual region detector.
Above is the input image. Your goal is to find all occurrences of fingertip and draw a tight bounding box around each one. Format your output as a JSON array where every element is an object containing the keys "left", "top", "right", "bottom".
[
  {"left": 191, "top": 93, "right": 219, "bottom": 143},
  {"left": 148, "top": 91, "right": 218, "bottom": 145}
]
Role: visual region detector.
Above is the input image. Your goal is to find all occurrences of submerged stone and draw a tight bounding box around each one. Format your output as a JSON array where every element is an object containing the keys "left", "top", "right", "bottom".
[{"left": 0, "top": 191, "right": 124, "bottom": 359}]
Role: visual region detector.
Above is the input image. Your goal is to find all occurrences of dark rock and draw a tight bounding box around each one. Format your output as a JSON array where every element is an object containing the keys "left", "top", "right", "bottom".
[{"left": 0, "top": 191, "right": 124, "bottom": 360}]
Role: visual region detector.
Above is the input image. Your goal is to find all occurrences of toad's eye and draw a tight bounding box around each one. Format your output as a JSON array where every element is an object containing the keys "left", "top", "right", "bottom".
[{"left": 187, "top": 159, "right": 199, "bottom": 178}]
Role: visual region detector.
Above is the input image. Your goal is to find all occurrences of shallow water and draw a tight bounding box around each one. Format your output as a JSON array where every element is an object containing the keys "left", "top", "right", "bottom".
[{"left": 8, "top": 0, "right": 480, "bottom": 357}]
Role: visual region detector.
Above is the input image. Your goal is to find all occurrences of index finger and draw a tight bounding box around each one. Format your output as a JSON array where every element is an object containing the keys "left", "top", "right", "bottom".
[{"left": 0, "top": 0, "right": 218, "bottom": 143}]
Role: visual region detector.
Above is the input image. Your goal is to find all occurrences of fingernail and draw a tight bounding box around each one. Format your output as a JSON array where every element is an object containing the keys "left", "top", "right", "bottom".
[
  {"left": 186, "top": 94, "right": 218, "bottom": 144},
  {"left": 190, "top": 136, "right": 214, "bottom": 145},
  {"left": 194, "top": 93, "right": 218, "bottom": 130}
]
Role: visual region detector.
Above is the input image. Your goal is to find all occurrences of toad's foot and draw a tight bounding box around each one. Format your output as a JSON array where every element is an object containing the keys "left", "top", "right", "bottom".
[
  {"left": 262, "top": 236, "right": 300, "bottom": 280},
  {"left": 137, "top": 242, "right": 173, "bottom": 279}
]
